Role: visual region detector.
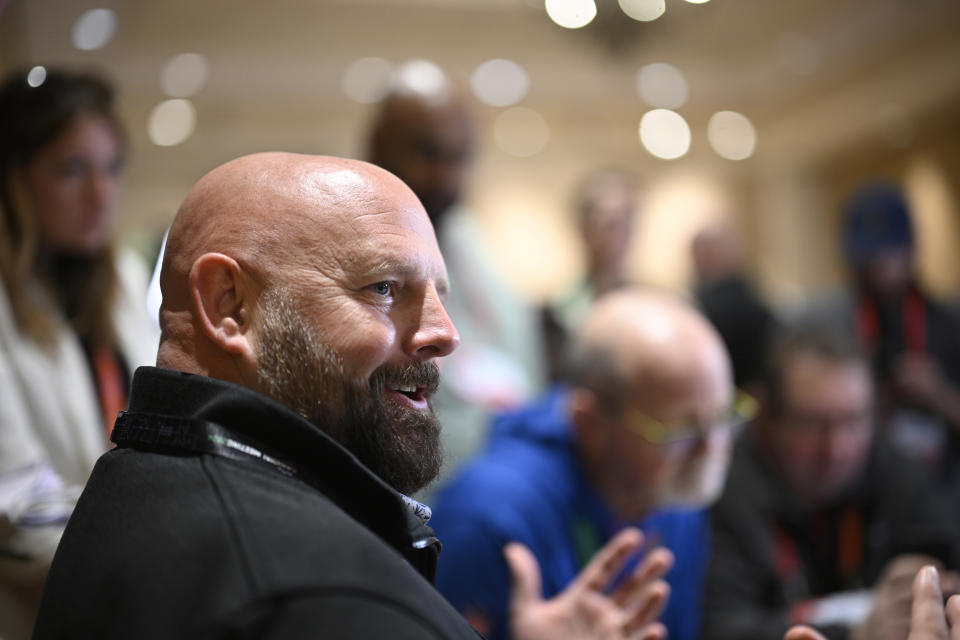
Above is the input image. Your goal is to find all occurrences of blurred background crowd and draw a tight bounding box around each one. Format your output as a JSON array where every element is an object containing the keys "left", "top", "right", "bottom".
[{"left": 2, "top": 0, "right": 960, "bottom": 638}]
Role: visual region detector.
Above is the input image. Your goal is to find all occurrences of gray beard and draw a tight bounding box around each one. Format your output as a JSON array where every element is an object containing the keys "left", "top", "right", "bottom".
[{"left": 255, "top": 287, "right": 443, "bottom": 496}]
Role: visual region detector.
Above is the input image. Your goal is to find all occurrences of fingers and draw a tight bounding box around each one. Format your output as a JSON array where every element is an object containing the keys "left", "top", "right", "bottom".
[
  {"left": 622, "top": 580, "right": 670, "bottom": 636},
  {"left": 882, "top": 555, "right": 944, "bottom": 590},
  {"left": 610, "top": 547, "right": 675, "bottom": 607},
  {"left": 946, "top": 595, "right": 960, "bottom": 640},
  {"left": 613, "top": 547, "right": 673, "bottom": 636},
  {"left": 504, "top": 542, "right": 545, "bottom": 614},
  {"left": 574, "top": 527, "right": 645, "bottom": 592},
  {"left": 630, "top": 622, "right": 667, "bottom": 640},
  {"left": 784, "top": 625, "right": 829, "bottom": 640},
  {"left": 908, "top": 566, "right": 949, "bottom": 640}
]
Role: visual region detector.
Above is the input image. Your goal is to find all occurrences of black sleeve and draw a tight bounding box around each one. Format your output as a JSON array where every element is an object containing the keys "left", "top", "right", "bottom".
[
  {"left": 701, "top": 504, "right": 799, "bottom": 640},
  {"left": 203, "top": 591, "right": 477, "bottom": 640}
]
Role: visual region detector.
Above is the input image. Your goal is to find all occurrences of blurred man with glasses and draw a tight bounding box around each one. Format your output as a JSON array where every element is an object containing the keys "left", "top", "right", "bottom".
[
  {"left": 702, "top": 325, "right": 960, "bottom": 640},
  {"left": 430, "top": 289, "right": 743, "bottom": 640}
]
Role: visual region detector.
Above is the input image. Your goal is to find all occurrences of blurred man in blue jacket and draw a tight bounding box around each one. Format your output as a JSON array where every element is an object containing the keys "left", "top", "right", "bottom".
[{"left": 431, "top": 289, "right": 746, "bottom": 640}]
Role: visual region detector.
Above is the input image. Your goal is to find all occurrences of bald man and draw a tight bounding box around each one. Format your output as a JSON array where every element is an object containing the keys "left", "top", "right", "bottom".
[
  {"left": 33, "top": 154, "right": 671, "bottom": 639},
  {"left": 367, "top": 77, "right": 473, "bottom": 230},
  {"left": 368, "top": 64, "right": 546, "bottom": 483},
  {"left": 431, "top": 290, "right": 743, "bottom": 640}
]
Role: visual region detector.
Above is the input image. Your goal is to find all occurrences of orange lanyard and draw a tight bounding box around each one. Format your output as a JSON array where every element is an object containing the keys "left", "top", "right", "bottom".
[{"left": 90, "top": 345, "right": 126, "bottom": 442}]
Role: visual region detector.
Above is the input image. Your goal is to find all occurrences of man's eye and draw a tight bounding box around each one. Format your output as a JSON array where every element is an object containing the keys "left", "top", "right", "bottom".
[
  {"left": 371, "top": 282, "right": 393, "bottom": 296},
  {"left": 58, "top": 158, "right": 88, "bottom": 179},
  {"left": 109, "top": 155, "right": 125, "bottom": 177}
]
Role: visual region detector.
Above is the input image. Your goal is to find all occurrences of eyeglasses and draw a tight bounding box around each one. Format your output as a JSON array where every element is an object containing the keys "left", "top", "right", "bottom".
[{"left": 623, "top": 390, "right": 758, "bottom": 447}]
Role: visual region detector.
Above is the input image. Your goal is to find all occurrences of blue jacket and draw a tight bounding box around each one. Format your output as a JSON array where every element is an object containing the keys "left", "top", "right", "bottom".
[{"left": 431, "top": 386, "right": 710, "bottom": 640}]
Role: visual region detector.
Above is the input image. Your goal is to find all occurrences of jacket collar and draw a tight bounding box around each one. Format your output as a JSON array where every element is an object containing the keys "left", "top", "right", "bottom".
[{"left": 123, "top": 366, "right": 440, "bottom": 580}]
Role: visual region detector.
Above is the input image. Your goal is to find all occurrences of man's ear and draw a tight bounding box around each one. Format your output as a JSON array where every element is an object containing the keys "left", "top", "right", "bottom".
[
  {"left": 189, "top": 252, "right": 256, "bottom": 359},
  {"left": 569, "top": 387, "right": 608, "bottom": 455},
  {"left": 749, "top": 386, "right": 776, "bottom": 440}
]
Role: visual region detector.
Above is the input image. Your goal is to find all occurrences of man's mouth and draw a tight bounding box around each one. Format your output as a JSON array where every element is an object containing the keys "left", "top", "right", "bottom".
[
  {"left": 387, "top": 384, "right": 429, "bottom": 410},
  {"left": 373, "top": 360, "right": 440, "bottom": 412}
]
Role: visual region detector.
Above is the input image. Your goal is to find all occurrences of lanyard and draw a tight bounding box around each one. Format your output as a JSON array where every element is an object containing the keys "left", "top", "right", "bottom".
[
  {"left": 772, "top": 506, "right": 864, "bottom": 591},
  {"left": 111, "top": 410, "right": 436, "bottom": 530},
  {"left": 855, "top": 289, "right": 927, "bottom": 354},
  {"left": 111, "top": 410, "right": 301, "bottom": 482}
]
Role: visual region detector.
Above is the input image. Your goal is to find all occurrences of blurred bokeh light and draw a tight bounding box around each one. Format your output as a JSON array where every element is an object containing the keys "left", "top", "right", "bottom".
[
  {"left": 636, "top": 63, "right": 689, "bottom": 109},
  {"left": 161, "top": 53, "right": 210, "bottom": 98},
  {"left": 394, "top": 59, "right": 447, "bottom": 96},
  {"left": 618, "top": 0, "right": 666, "bottom": 22},
  {"left": 26, "top": 66, "right": 46, "bottom": 87},
  {"left": 545, "top": 0, "right": 597, "bottom": 29},
  {"left": 471, "top": 59, "right": 530, "bottom": 107},
  {"left": 72, "top": 8, "right": 117, "bottom": 51},
  {"left": 639, "top": 109, "right": 691, "bottom": 159},
  {"left": 148, "top": 99, "right": 197, "bottom": 147},
  {"left": 707, "top": 110, "right": 757, "bottom": 160},
  {"left": 342, "top": 56, "right": 395, "bottom": 104}
]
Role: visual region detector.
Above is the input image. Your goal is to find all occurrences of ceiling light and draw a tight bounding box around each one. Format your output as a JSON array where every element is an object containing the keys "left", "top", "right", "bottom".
[
  {"left": 545, "top": 0, "right": 597, "bottom": 29},
  {"left": 707, "top": 110, "right": 757, "bottom": 160},
  {"left": 639, "top": 109, "right": 691, "bottom": 160},
  {"left": 72, "top": 9, "right": 117, "bottom": 51}
]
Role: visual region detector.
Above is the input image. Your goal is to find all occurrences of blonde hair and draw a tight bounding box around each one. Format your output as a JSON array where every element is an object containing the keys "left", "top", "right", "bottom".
[{"left": 0, "top": 68, "right": 123, "bottom": 349}]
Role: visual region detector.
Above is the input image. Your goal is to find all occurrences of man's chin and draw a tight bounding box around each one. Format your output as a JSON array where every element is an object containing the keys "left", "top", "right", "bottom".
[
  {"left": 346, "top": 400, "right": 443, "bottom": 497},
  {"left": 658, "top": 464, "right": 729, "bottom": 509}
]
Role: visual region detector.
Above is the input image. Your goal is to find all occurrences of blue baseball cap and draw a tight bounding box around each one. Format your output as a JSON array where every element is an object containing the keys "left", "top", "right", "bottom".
[{"left": 841, "top": 180, "right": 913, "bottom": 263}]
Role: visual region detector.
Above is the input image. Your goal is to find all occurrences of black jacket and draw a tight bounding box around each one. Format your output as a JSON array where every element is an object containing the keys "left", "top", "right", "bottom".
[
  {"left": 701, "top": 429, "right": 960, "bottom": 640},
  {"left": 694, "top": 275, "right": 779, "bottom": 390},
  {"left": 34, "top": 367, "right": 480, "bottom": 639}
]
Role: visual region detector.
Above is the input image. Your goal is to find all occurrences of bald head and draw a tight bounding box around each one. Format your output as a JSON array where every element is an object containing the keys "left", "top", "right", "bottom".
[
  {"left": 569, "top": 289, "right": 734, "bottom": 518},
  {"left": 157, "top": 152, "right": 448, "bottom": 382},
  {"left": 575, "top": 289, "right": 730, "bottom": 404},
  {"left": 162, "top": 153, "right": 416, "bottom": 299},
  {"left": 367, "top": 71, "right": 474, "bottom": 226}
]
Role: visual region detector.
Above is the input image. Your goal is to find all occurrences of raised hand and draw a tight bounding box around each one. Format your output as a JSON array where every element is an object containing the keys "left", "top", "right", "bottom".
[
  {"left": 785, "top": 566, "right": 960, "bottom": 640},
  {"left": 506, "top": 527, "right": 674, "bottom": 640}
]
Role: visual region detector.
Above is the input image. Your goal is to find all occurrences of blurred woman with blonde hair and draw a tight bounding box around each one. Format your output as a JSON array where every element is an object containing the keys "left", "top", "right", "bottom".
[{"left": 0, "top": 67, "right": 158, "bottom": 637}]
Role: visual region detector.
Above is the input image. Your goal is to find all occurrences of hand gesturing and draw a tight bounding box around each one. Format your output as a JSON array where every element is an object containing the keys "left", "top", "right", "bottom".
[{"left": 507, "top": 527, "right": 674, "bottom": 640}]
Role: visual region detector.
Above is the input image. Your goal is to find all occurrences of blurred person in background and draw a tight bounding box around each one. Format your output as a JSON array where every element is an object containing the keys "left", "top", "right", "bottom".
[
  {"left": 702, "top": 325, "right": 960, "bottom": 640},
  {"left": 692, "top": 221, "right": 779, "bottom": 394},
  {"left": 367, "top": 61, "right": 546, "bottom": 488},
  {"left": 0, "top": 67, "right": 158, "bottom": 638},
  {"left": 541, "top": 168, "right": 639, "bottom": 382},
  {"left": 806, "top": 181, "right": 960, "bottom": 503},
  {"left": 431, "top": 289, "right": 740, "bottom": 640}
]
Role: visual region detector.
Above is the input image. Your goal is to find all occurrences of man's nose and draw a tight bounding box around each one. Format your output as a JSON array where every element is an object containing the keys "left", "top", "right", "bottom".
[
  {"left": 822, "top": 426, "right": 857, "bottom": 461},
  {"left": 87, "top": 168, "right": 116, "bottom": 208},
  {"left": 406, "top": 287, "right": 459, "bottom": 359}
]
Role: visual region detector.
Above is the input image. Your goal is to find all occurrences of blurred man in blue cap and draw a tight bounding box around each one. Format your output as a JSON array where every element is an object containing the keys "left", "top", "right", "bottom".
[{"left": 811, "top": 180, "right": 960, "bottom": 498}]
